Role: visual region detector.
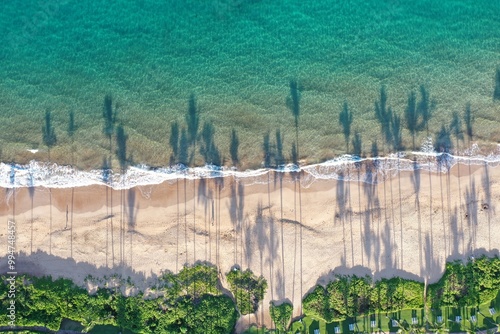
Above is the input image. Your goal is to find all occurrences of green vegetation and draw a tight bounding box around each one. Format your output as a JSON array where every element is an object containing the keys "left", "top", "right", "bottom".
[
  {"left": 303, "top": 275, "right": 424, "bottom": 323},
  {"left": 429, "top": 257, "right": 500, "bottom": 308},
  {"left": 226, "top": 268, "right": 268, "bottom": 315},
  {"left": 0, "top": 263, "right": 239, "bottom": 333},
  {"left": 296, "top": 256, "right": 500, "bottom": 334},
  {"left": 167, "top": 263, "right": 220, "bottom": 299},
  {"left": 270, "top": 301, "right": 293, "bottom": 333}
]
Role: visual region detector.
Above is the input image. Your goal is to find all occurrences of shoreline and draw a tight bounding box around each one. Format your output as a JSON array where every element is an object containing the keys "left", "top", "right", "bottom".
[
  {"left": 1, "top": 148, "right": 500, "bottom": 190},
  {"left": 1, "top": 160, "right": 499, "bottom": 331}
]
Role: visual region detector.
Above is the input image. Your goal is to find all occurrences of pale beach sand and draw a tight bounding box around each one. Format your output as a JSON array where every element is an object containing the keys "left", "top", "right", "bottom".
[{"left": 0, "top": 160, "right": 499, "bottom": 331}]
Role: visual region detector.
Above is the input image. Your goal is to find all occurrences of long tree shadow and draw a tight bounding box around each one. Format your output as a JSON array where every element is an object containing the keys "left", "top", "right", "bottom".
[
  {"left": 251, "top": 202, "right": 275, "bottom": 302},
  {"left": 186, "top": 93, "right": 200, "bottom": 165},
  {"left": 465, "top": 180, "right": 478, "bottom": 253},
  {"left": 450, "top": 206, "right": 461, "bottom": 257},
  {"left": 352, "top": 132, "right": 362, "bottom": 158},
  {"left": 339, "top": 102, "right": 353, "bottom": 152},
  {"left": 481, "top": 162, "right": 492, "bottom": 250},
  {"left": 273, "top": 129, "right": 285, "bottom": 189},
  {"left": 169, "top": 121, "right": 179, "bottom": 165},
  {"left": 42, "top": 110, "right": 57, "bottom": 162},
  {"left": 126, "top": 188, "right": 139, "bottom": 268},
  {"left": 362, "top": 159, "right": 375, "bottom": 267},
  {"left": 435, "top": 126, "right": 453, "bottom": 258},
  {"left": 178, "top": 128, "right": 189, "bottom": 166},
  {"left": 287, "top": 80, "right": 301, "bottom": 159},
  {"left": 200, "top": 121, "right": 221, "bottom": 166},
  {"left": 127, "top": 189, "right": 138, "bottom": 231},
  {"left": 416, "top": 85, "right": 435, "bottom": 135},
  {"left": 263, "top": 132, "right": 273, "bottom": 168},
  {"left": 423, "top": 233, "right": 441, "bottom": 280},
  {"left": 229, "top": 181, "right": 245, "bottom": 265},
  {"left": 336, "top": 173, "right": 348, "bottom": 268},
  {"left": 435, "top": 126, "right": 453, "bottom": 156},
  {"left": 464, "top": 103, "right": 474, "bottom": 144},
  {"left": 352, "top": 132, "right": 364, "bottom": 266},
  {"left": 381, "top": 219, "right": 395, "bottom": 270},
  {"left": 267, "top": 204, "right": 281, "bottom": 300},
  {"left": 494, "top": 67, "right": 500, "bottom": 100},
  {"left": 411, "top": 160, "right": 421, "bottom": 195},
  {"left": 410, "top": 159, "right": 424, "bottom": 276},
  {"left": 405, "top": 90, "right": 419, "bottom": 150},
  {"left": 371, "top": 141, "right": 379, "bottom": 161},
  {"left": 116, "top": 124, "right": 128, "bottom": 171},
  {"left": 391, "top": 111, "right": 403, "bottom": 152},
  {"left": 275, "top": 129, "right": 284, "bottom": 167},
  {"left": 374, "top": 86, "right": 393, "bottom": 152},
  {"left": 370, "top": 141, "right": 381, "bottom": 272},
  {"left": 276, "top": 152, "right": 286, "bottom": 299},
  {"left": 291, "top": 142, "right": 298, "bottom": 166},
  {"left": 230, "top": 129, "right": 239, "bottom": 166},
  {"left": 101, "top": 156, "right": 114, "bottom": 267},
  {"left": 28, "top": 172, "right": 35, "bottom": 254},
  {"left": 197, "top": 177, "right": 213, "bottom": 263}
]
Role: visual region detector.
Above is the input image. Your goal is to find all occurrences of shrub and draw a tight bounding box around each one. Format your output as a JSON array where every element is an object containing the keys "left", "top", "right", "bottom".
[
  {"left": 270, "top": 301, "right": 293, "bottom": 332},
  {"left": 226, "top": 268, "right": 267, "bottom": 315}
]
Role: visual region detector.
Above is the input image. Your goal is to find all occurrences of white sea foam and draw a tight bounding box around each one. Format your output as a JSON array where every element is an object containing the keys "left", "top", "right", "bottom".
[{"left": 2, "top": 143, "right": 500, "bottom": 190}]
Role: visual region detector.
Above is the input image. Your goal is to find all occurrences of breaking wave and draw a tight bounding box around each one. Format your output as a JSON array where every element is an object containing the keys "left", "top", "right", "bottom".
[{"left": 2, "top": 143, "right": 500, "bottom": 190}]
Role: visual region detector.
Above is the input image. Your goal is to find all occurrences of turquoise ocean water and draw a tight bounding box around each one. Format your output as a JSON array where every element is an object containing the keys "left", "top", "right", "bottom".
[{"left": 1, "top": 0, "right": 499, "bottom": 170}]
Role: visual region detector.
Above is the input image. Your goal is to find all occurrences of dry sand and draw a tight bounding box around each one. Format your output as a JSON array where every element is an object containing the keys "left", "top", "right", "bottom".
[{"left": 1, "top": 160, "right": 499, "bottom": 332}]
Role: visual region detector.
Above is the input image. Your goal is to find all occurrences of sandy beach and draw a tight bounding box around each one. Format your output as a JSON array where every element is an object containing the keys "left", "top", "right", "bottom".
[{"left": 1, "top": 160, "right": 499, "bottom": 332}]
